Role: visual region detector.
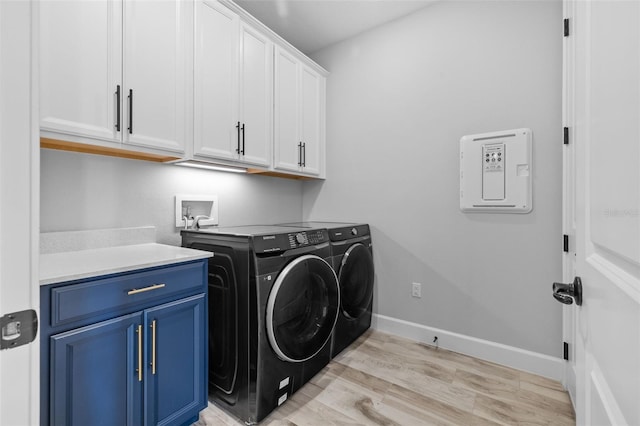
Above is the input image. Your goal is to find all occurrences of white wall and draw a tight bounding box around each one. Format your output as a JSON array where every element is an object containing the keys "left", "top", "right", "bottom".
[
  {"left": 306, "top": 0, "right": 563, "bottom": 357},
  {"left": 40, "top": 149, "right": 304, "bottom": 245}
]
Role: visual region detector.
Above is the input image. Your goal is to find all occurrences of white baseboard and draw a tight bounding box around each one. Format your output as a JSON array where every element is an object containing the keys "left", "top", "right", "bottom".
[{"left": 371, "top": 313, "right": 564, "bottom": 381}]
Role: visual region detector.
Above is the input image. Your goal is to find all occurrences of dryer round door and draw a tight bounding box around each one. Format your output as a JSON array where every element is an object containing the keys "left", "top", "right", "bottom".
[
  {"left": 339, "top": 243, "right": 374, "bottom": 320},
  {"left": 266, "top": 254, "right": 340, "bottom": 363}
]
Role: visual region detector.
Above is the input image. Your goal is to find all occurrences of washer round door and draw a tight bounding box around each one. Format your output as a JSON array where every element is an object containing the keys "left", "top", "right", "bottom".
[
  {"left": 266, "top": 254, "right": 340, "bottom": 363},
  {"left": 339, "top": 243, "right": 374, "bottom": 320}
]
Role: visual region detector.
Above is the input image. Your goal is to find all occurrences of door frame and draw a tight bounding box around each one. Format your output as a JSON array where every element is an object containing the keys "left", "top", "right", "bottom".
[
  {"left": 0, "top": 1, "right": 40, "bottom": 424},
  {"left": 561, "top": 0, "right": 577, "bottom": 407}
]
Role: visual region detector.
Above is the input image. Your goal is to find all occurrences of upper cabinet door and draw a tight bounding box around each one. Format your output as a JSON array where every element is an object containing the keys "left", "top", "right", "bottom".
[
  {"left": 238, "top": 23, "right": 272, "bottom": 167},
  {"left": 123, "top": 0, "right": 189, "bottom": 153},
  {"left": 273, "top": 47, "right": 300, "bottom": 172},
  {"left": 40, "top": 0, "right": 122, "bottom": 143},
  {"left": 300, "top": 65, "right": 323, "bottom": 176},
  {"left": 194, "top": 0, "right": 239, "bottom": 161},
  {"left": 274, "top": 46, "right": 325, "bottom": 177}
]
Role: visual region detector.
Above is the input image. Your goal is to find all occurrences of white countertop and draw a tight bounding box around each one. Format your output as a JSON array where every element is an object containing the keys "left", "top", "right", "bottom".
[{"left": 40, "top": 243, "right": 212, "bottom": 286}]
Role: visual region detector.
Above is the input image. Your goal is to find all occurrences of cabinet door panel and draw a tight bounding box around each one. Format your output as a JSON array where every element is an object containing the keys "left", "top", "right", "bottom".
[
  {"left": 123, "top": 0, "right": 187, "bottom": 153},
  {"left": 144, "top": 294, "right": 206, "bottom": 426},
  {"left": 50, "top": 312, "right": 143, "bottom": 426},
  {"left": 194, "top": 0, "right": 239, "bottom": 160},
  {"left": 274, "top": 48, "right": 300, "bottom": 172},
  {"left": 40, "top": 0, "right": 121, "bottom": 143},
  {"left": 239, "top": 23, "right": 272, "bottom": 166},
  {"left": 300, "top": 66, "right": 322, "bottom": 176}
]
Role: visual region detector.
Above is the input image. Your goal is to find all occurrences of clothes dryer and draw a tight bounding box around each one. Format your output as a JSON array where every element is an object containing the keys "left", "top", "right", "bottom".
[
  {"left": 181, "top": 225, "right": 339, "bottom": 424},
  {"left": 279, "top": 222, "right": 374, "bottom": 358}
]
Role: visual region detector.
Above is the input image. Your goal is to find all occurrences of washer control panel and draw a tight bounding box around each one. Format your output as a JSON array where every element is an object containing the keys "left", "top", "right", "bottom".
[
  {"left": 253, "top": 229, "right": 328, "bottom": 254},
  {"left": 287, "top": 230, "right": 325, "bottom": 248}
]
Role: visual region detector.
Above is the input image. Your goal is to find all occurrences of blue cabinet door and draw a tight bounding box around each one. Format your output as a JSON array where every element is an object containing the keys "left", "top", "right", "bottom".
[
  {"left": 144, "top": 294, "right": 207, "bottom": 426},
  {"left": 50, "top": 312, "right": 144, "bottom": 426}
]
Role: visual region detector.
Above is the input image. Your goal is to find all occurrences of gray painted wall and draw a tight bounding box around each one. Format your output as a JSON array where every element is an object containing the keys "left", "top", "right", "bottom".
[
  {"left": 305, "top": 0, "right": 563, "bottom": 356},
  {"left": 40, "top": 149, "right": 304, "bottom": 245}
]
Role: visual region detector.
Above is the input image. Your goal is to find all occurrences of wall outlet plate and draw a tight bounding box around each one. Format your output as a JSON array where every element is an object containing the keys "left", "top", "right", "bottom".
[
  {"left": 412, "top": 282, "right": 422, "bottom": 298},
  {"left": 175, "top": 194, "right": 219, "bottom": 228}
]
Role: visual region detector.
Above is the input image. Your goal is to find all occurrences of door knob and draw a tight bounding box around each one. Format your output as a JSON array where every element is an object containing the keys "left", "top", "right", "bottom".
[{"left": 552, "top": 277, "right": 582, "bottom": 306}]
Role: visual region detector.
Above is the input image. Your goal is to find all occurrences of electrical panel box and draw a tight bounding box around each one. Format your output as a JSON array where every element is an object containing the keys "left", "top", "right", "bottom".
[{"left": 460, "top": 128, "right": 532, "bottom": 213}]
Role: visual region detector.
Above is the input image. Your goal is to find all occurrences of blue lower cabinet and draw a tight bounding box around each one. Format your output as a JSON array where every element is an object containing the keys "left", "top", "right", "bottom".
[
  {"left": 144, "top": 295, "right": 207, "bottom": 426},
  {"left": 42, "top": 260, "right": 209, "bottom": 426},
  {"left": 50, "top": 312, "right": 144, "bottom": 426}
]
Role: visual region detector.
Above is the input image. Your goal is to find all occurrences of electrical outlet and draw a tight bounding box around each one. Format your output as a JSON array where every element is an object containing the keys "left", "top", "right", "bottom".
[{"left": 411, "top": 282, "right": 422, "bottom": 298}]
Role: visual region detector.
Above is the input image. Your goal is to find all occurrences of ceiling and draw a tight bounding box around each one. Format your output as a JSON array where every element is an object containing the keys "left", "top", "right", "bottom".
[{"left": 234, "top": 0, "right": 435, "bottom": 55}]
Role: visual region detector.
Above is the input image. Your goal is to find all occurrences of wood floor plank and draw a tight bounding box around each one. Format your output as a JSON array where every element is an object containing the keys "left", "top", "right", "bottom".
[
  {"left": 473, "top": 393, "right": 574, "bottom": 426},
  {"left": 195, "top": 331, "right": 575, "bottom": 426},
  {"left": 519, "top": 380, "right": 573, "bottom": 404},
  {"left": 385, "top": 384, "right": 501, "bottom": 426}
]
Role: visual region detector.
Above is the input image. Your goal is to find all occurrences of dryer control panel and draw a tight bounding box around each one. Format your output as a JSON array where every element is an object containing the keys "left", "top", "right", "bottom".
[
  {"left": 288, "top": 230, "right": 326, "bottom": 248},
  {"left": 254, "top": 229, "right": 328, "bottom": 254}
]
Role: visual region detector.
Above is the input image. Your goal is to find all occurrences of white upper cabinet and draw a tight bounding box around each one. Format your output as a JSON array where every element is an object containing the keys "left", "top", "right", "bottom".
[
  {"left": 274, "top": 46, "right": 326, "bottom": 177},
  {"left": 299, "top": 65, "right": 323, "bottom": 176},
  {"left": 194, "top": 0, "right": 239, "bottom": 161},
  {"left": 274, "top": 48, "right": 300, "bottom": 172},
  {"left": 40, "top": 1, "right": 122, "bottom": 143},
  {"left": 194, "top": 0, "right": 271, "bottom": 167},
  {"left": 238, "top": 23, "right": 272, "bottom": 166},
  {"left": 40, "top": 0, "right": 191, "bottom": 155},
  {"left": 123, "top": 0, "right": 189, "bottom": 153}
]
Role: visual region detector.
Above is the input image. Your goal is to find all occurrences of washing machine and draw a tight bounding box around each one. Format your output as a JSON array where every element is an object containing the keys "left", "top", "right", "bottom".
[
  {"left": 279, "top": 222, "right": 374, "bottom": 358},
  {"left": 181, "top": 225, "right": 339, "bottom": 424}
]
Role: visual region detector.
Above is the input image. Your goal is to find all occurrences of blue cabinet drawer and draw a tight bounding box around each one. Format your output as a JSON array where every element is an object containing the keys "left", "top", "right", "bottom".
[{"left": 50, "top": 262, "right": 205, "bottom": 327}]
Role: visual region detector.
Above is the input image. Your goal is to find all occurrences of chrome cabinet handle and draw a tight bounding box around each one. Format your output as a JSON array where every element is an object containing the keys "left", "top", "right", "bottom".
[
  {"left": 136, "top": 325, "right": 143, "bottom": 382},
  {"left": 127, "top": 283, "right": 166, "bottom": 296},
  {"left": 151, "top": 320, "right": 157, "bottom": 375}
]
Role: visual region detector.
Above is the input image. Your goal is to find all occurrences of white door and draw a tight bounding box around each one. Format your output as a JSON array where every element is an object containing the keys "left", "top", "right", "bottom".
[
  {"left": 239, "top": 22, "right": 272, "bottom": 167},
  {"left": 0, "top": 1, "right": 40, "bottom": 424},
  {"left": 40, "top": 0, "right": 122, "bottom": 144},
  {"left": 565, "top": 0, "right": 640, "bottom": 425},
  {"left": 123, "top": 0, "right": 188, "bottom": 153},
  {"left": 274, "top": 47, "right": 301, "bottom": 173},
  {"left": 193, "top": 0, "right": 239, "bottom": 161}
]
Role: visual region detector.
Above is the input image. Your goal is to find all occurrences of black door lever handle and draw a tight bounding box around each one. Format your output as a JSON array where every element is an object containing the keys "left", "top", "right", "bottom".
[
  {"left": 553, "top": 292, "right": 574, "bottom": 305},
  {"left": 552, "top": 277, "right": 582, "bottom": 306}
]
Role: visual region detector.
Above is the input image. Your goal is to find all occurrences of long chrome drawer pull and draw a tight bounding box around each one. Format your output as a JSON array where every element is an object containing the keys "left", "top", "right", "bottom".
[
  {"left": 127, "top": 283, "right": 166, "bottom": 296},
  {"left": 136, "top": 325, "right": 143, "bottom": 382},
  {"left": 151, "top": 320, "right": 157, "bottom": 375}
]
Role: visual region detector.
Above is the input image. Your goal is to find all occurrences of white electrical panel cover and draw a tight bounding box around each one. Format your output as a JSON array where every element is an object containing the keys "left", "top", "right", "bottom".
[{"left": 460, "top": 128, "right": 532, "bottom": 213}]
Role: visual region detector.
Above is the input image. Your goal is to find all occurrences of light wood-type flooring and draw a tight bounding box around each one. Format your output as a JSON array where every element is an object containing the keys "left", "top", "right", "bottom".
[{"left": 195, "top": 330, "right": 575, "bottom": 425}]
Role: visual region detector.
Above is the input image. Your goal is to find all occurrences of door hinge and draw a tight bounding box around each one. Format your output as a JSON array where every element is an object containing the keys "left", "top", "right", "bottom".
[
  {"left": 564, "top": 18, "right": 570, "bottom": 37},
  {"left": 563, "top": 127, "right": 569, "bottom": 145},
  {"left": 563, "top": 341, "right": 569, "bottom": 360},
  {"left": 563, "top": 234, "right": 569, "bottom": 252}
]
